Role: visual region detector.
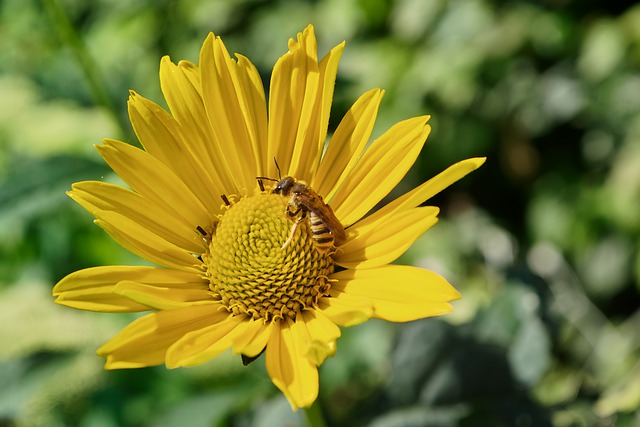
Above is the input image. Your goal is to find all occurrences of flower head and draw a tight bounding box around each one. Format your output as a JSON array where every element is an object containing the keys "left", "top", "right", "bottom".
[{"left": 53, "top": 25, "right": 485, "bottom": 409}]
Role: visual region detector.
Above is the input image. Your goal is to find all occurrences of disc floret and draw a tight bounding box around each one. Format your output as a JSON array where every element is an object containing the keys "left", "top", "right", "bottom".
[{"left": 204, "top": 193, "right": 334, "bottom": 322}]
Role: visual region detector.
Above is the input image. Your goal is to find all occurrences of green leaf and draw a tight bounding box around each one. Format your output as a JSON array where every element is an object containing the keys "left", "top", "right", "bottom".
[{"left": 0, "top": 154, "right": 108, "bottom": 226}]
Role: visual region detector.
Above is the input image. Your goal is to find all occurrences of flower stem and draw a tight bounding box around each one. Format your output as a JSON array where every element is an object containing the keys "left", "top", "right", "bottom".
[
  {"left": 303, "top": 402, "right": 327, "bottom": 427},
  {"left": 41, "top": 0, "right": 129, "bottom": 137}
]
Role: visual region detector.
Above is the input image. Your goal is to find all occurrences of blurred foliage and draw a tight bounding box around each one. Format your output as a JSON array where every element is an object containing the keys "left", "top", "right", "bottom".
[{"left": 1, "top": 0, "right": 640, "bottom": 426}]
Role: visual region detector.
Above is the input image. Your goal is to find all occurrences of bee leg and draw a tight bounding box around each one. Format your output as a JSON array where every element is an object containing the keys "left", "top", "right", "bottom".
[
  {"left": 258, "top": 179, "right": 265, "bottom": 192},
  {"left": 286, "top": 207, "right": 301, "bottom": 218},
  {"left": 281, "top": 211, "right": 306, "bottom": 250},
  {"left": 221, "top": 194, "right": 231, "bottom": 206},
  {"left": 281, "top": 220, "right": 300, "bottom": 250}
]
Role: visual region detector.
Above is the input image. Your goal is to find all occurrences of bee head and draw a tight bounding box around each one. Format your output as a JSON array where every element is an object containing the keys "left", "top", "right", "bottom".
[{"left": 273, "top": 176, "right": 296, "bottom": 195}]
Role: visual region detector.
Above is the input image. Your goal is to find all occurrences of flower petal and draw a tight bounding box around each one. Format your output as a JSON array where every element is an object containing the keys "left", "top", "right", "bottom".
[
  {"left": 318, "top": 292, "right": 374, "bottom": 327},
  {"left": 127, "top": 90, "right": 226, "bottom": 211},
  {"left": 357, "top": 157, "right": 487, "bottom": 230},
  {"left": 331, "top": 266, "right": 461, "bottom": 322},
  {"left": 289, "top": 39, "right": 345, "bottom": 180},
  {"left": 234, "top": 54, "right": 269, "bottom": 175},
  {"left": 298, "top": 310, "right": 340, "bottom": 365},
  {"left": 53, "top": 266, "right": 205, "bottom": 312},
  {"left": 165, "top": 313, "right": 246, "bottom": 368},
  {"left": 200, "top": 33, "right": 266, "bottom": 192},
  {"left": 97, "top": 302, "right": 224, "bottom": 369},
  {"left": 331, "top": 116, "right": 431, "bottom": 226},
  {"left": 112, "top": 281, "right": 212, "bottom": 310},
  {"left": 231, "top": 319, "right": 274, "bottom": 357},
  {"left": 96, "top": 139, "right": 211, "bottom": 228},
  {"left": 267, "top": 25, "right": 320, "bottom": 181},
  {"left": 70, "top": 181, "right": 205, "bottom": 254},
  {"left": 158, "top": 58, "right": 237, "bottom": 193},
  {"left": 94, "top": 211, "right": 200, "bottom": 271},
  {"left": 266, "top": 318, "right": 319, "bottom": 410},
  {"left": 335, "top": 206, "right": 439, "bottom": 269},
  {"left": 312, "top": 88, "right": 383, "bottom": 198}
]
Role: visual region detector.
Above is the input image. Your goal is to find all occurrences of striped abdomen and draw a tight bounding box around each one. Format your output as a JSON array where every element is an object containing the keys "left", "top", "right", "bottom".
[{"left": 309, "top": 211, "right": 334, "bottom": 253}]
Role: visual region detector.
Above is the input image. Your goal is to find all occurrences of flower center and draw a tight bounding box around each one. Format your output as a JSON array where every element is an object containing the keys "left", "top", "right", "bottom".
[{"left": 204, "top": 194, "right": 334, "bottom": 322}]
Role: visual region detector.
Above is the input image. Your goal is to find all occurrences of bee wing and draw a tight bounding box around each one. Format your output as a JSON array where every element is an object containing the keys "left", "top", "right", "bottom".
[
  {"left": 298, "top": 192, "right": 346, "bottom": 243},
  {"left": 322, "top": 203, "right": 346, "bottom": 243}
]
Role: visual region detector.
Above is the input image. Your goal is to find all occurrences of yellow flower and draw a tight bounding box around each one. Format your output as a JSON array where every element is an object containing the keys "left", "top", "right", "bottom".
[{"left": 53, "top": 25, "right": 485, "bottom": 410}]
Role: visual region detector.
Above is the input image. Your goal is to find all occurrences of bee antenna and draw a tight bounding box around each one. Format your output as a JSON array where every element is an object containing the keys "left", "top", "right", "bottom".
[{"left": 273, "top": 157, "right": 282, "bottom": 180}]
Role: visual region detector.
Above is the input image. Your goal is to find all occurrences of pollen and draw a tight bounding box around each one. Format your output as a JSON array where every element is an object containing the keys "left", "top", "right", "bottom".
[{"left": 203, "top": 193, "right": 335, "bottom": 322}]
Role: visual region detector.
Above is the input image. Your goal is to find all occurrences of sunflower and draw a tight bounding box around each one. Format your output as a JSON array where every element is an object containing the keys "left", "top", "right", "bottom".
[{"left": 53, "top": 24, "right": 485, "bottom": 410}]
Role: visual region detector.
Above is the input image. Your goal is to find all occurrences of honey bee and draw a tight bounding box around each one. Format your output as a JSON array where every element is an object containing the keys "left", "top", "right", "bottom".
[{"left": 258, "top": 166, "right": 346, "bottom": 252}]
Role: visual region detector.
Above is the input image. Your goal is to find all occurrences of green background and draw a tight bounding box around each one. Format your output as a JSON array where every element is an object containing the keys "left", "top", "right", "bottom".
[{"left": 1, "top": 0, "right": 640, "bottom": 426}]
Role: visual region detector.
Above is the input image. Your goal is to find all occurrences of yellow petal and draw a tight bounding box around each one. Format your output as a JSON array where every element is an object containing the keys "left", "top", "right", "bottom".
[
  {"left": 357, "top": 157, "right": 487, "bottom": 230},
  {"left": 97, "top": 302, "right": 223, "bottom": 369},
  {"left": 290, "top": 39, "right": 345, "bottom": 180},
  {"left": 318, "top": 291, "right": 374, "bottom": 327},
  {"left": 331, "top": 266, "right": 461, "bottom": 322},
  {"left": 234, "top": 54, "right": 269, "bottom": 175},
  {"left": 335, "top": 206, "right": 439, "bottom": 269},
  {"left": 160, "top": 56, "right": 239, "bottom": 191},
  {"left": 53, "top": 266, "right": 205, "bottom": 312},
  {"left": 127, "top": 90, "right": 225, "bottom": 211},
  {"left": 96, "top": 139, "right": 211, "bottom": 228},
  {"left": 70, "top": 181, "right": 205, "bottom": 254},
  {"left": 232, "top": 319, "right": 274, "bottom": 357},
  {"left": 199, "top": 33, "right": 263, "bottom": 192},
  {"left": 298, "top": 310, "right": 340, "bottom": 365},
  {"left": 158, "top": 58, "right": 237, "bottom": 193},
  {"left": 311, "top": 41, "right": 345, "bottom": 166},
  {"left": 312, "top": 88, "right": 383, "bottom": 197},
  {"left": 331, "top": 116, "right": 431, "bottom": 226},
  {"left": 112, "top": 281, "right": 212, "bottom": 310},
  {"left": 266, "top": 319, "right": 319, "bottom": 410},
  {"left": 267, "top": 24, "right": 320, "bottom": 181},
  {"left": 94, "top": 211, "right": 200, "bottom": 271},
  {"left": 165, "top": 313, "right": 246, "bottom": 368},
  {"left": 54, "top": 287, "right": 145, "bottom": 312}
]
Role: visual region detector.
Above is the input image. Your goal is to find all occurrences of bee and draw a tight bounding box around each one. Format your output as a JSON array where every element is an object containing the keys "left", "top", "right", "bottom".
[{"left": 258, "top": 164, "right": 346, "bottom": 252}]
